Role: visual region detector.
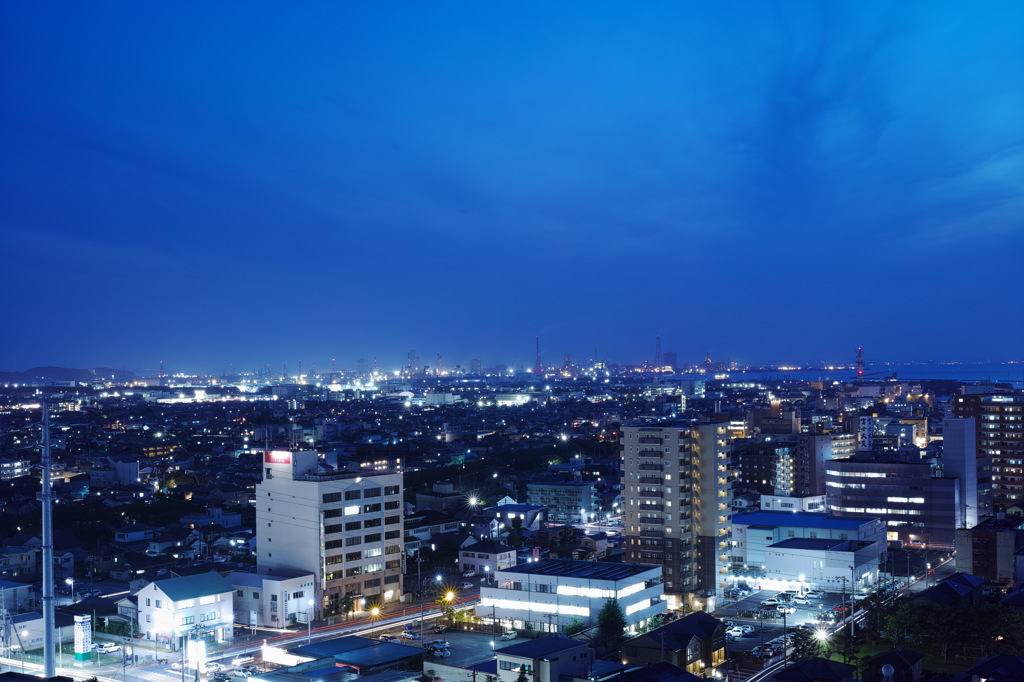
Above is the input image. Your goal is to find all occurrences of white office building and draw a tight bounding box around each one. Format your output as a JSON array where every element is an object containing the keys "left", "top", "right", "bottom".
[
  {"left": 255, "top": 450, "right": 404, "bottom": 618},
  {"left": 477, "top": 558, "right": 664, "bottom": 633},
  {"left": 730, "top": 511, "right": 885, "bottom": 569},
  {"left": 763, "top": 538, "right": 880, "bottom": 592}
]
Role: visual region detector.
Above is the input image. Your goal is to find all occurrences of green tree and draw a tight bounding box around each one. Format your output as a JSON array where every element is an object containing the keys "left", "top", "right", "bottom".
[
  {"left": 562, "top": 616, "right": 587, "bottom": 636},
  {"left": 339, "top": 594, "right": 355, "bottom": 619},
  {"left": 827, "top": 628, "right": 864, "bottom": 666},
  {"left": 635, "top": 614, "right": 664, "bottom": 635},
  {"left": 788, "top": 630, "right": 821, "bottom": 662},
  {"left": 506, "top": 517, "right": 525, "bottom": 550},
  {"left": 597, "top": 599, "right": 627, "bottom": 637},
  {"left": 883, "top": 600, "right": 917, "bottom": 648},
  {"left": 516, "top": 664, "right": 530, "bottom": 682}
]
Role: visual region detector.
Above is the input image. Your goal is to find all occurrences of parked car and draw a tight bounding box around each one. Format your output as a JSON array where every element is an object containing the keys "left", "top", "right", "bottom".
[
  {"left": 803, "top": 590, "right": 824, "bottom": 599},
  {"left": 379, "top": 635, "right": 400, "bottom": 643},
  {"left": 776, "top": 605, "right": 797, "bottom": 614},
  {"left": 462, "top": 570, "right": 476, "bottom": 578},
  {"left": 398, "top": 631, "right": 420, "bottom": 640},
  {"left": 432, "top": 625, "right": 447, "bottom": 634},
  {"left": 204, "top": 663, "right": 224, "bottom": 674},
  {"left": 791, "top": 596, "right": 811, "bottom": 605},
  {"left": 427, "top": 640, "right": 450, "bottom": 650},
  {"left": 97, "top": 642, "right": 121, "bottom": 654},
  {"left": 500, "top": 630, "right": 518, "bottom": 641},
  {"left": 231, "top": 656, "right": 255, "bottom": 667},
  {"left": 431, "top": 649, "right": 451, "bottom": 658},
  {"left": 460, "top": 582, "right": 474, "bottom": 589},
  {"left": 760, "top": 598, "right": 781, "bottom": 608},
  {"left": 726, "top": 626, "right": 744, "bottom": 637},
  {"left": 739, "top": 625, "right": 755, "bottom": 635},
  {"left": 211, "top": 673, "right": 231, "bottom": 682}
]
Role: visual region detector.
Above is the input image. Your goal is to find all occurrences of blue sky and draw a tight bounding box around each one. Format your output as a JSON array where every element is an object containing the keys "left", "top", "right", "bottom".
[{"left": 2, "top": 2, "right": 1023, "bottom": 373}]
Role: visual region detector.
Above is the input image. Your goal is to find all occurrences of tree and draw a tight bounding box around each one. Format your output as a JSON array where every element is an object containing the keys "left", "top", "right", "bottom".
[
  {"left": 788, "top": 630, "right": 821, "bottom": 662},
  {"left": 338, "top": 594, "right": 355, "bottom": 619},
  {"left": 883, "top": 600, "right": 917, "bottom": 648},
  {"left": 516, "top": 664, "right": 530, "bottom": 682},
  {"left": 563, "top": 616, "right": 587, "bottom": 636},
  {"left": 635, "top": 614, "right": 664, "bottom": 635},
  {"left": 597, "top": 599, "right": 627, "bottom": 638},
  {"left": 827, "top": 628, "right": 864, "bottom": 666},
  {"left": 506, "top": 517, "right": 525, "bottom": 550}
]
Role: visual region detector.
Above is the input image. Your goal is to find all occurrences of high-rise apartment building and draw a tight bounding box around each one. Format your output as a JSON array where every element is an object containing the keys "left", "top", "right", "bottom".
[
  {"left": 255, "top": 450, "right": 404, "bottom": 618},
  {"left": 621, "top": 422, "right": 732, "bottom": 611},
  {"left": 951, "top": 393, "right": 1022, "bottom": 512}
]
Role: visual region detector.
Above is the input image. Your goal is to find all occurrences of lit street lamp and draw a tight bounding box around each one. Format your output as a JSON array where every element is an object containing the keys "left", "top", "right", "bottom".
[{"left": 66, "top": 577, "right": 75, "bottom": 603}]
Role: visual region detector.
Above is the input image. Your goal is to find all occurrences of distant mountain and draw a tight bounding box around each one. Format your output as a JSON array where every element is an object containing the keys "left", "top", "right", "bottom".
[{"left": 0, "top": 366, "right": 139, "bottom": 383}]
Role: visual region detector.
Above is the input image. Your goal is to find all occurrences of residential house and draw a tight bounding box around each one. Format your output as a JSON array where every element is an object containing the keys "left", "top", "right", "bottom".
[
  {"left": 136, "top": 571, "right": 235, "bottom": 649},
  {"left": 768, "top": 658, "right": 854, "bottom": 682},
  {"left": 621, "top": 612, "right": 726, "bottom": 678},
  {"left": 862, "top": 648, "right": 925, "bottom": 682},
  {"left": 458, "top": 541, "right": 515, "bottom": 577}
]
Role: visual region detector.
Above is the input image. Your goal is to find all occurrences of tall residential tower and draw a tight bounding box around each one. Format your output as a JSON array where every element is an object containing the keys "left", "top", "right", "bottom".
[{"left": 621, "top": 422, "right": 732, "bottom": 612}]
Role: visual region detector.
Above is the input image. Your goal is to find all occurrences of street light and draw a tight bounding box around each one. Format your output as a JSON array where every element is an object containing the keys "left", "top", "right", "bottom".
[
  {"left": 484, "top": 565, "right": 490, "bottom": 585},
  {"left": 123, "top": 644, "right": 133, "bottom": 682},
  {"left": 66, "top": 577, "right": 75, "bottom": 602}
]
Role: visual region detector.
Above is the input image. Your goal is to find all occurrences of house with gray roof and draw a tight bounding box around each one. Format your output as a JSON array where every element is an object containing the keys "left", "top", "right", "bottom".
[{"left": 136, "top": 571, "right": 234, "bottom": 650}]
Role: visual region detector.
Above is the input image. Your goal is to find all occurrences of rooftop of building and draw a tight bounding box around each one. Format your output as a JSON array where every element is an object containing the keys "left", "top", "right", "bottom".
[
  {"left": 498, "top": 558, "right": 658, "bottom": 581},
  {"left": 769, "top": 537, "right": 851, "bottom": 551},
  {"left": 733, "top": 510, "right": 877, "bottom": 530},
  {"left": 497, "top": 635, "right": 586, "bottom": 659},
  {"left": 149, "top": 571, "right": 234, "bottom": 601},
  {"left": 969, "top": 515, "right": 1024, "bottom": 531}
]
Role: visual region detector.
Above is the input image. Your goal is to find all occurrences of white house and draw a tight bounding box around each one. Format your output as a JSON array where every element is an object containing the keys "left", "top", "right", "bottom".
[
  {"left": 458, "top": 540, "right": 516, "bottom": 578},
  {"left": 477, "top": 558, "right": 664, "bottom": 634},
  {"left": 137, "top": 571, "right": 234, "bottom": 650}
]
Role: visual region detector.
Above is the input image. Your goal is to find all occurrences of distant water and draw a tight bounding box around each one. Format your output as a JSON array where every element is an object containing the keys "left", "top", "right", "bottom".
[{"left": 675, "top": 362, "right": 1024, "bottom": 389}]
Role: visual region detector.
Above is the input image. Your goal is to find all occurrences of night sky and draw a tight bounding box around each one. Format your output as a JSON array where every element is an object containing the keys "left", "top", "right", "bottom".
[{"left": 2, "top": 2, "right": 1023, "bottom": 374}]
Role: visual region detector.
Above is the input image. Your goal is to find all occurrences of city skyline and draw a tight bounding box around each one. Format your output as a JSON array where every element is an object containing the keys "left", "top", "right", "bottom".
[{"left": 3, "top": 3, "right": 1024, "bottom": 370}]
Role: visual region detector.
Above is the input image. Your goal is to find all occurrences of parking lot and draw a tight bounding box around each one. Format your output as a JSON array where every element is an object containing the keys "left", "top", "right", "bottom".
[
  {"left": 715, "top": 589, "right": 850, "bottom": 653},
  {"left": 375, "top": 626, "right": 523, "bottom": 668}
]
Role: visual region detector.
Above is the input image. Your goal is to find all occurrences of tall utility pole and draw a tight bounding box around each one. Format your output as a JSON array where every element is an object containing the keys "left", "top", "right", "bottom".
[
  {"left": 40, "top": 403, "right": 56, "bottom": 677},
  {"left": 850, "top": 565, "right": 857, "bottom": 637}
]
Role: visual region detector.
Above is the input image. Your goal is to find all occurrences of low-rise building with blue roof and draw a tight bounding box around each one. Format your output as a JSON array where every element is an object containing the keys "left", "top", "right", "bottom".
[{"left": 731, "top": 510, "right": 885, "bottom": 570}]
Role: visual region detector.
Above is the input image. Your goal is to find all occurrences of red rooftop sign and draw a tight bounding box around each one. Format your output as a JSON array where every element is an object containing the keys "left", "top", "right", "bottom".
[{"left": 265, "top": 451, "right": 292, "bottom": 464}]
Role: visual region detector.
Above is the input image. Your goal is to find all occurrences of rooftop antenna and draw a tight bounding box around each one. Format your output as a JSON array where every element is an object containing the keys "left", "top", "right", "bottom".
[
  {"left": 40, "top": 402, "right": 56, "bottom": 676},
  {"left": 437, "top": 351, "right": 442, "bottom": 376},
  {"left": 856, "top": 347, "right": 865, "bottom": 378},
  {"left": 655, "top": 335, "right": 663, "bottom": 368},
  {"left": 534, "top": 337, "right": 543, "bottom": 373},
  {"left": 298, "top": 359, "right": 302, "bottom": 377}
]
